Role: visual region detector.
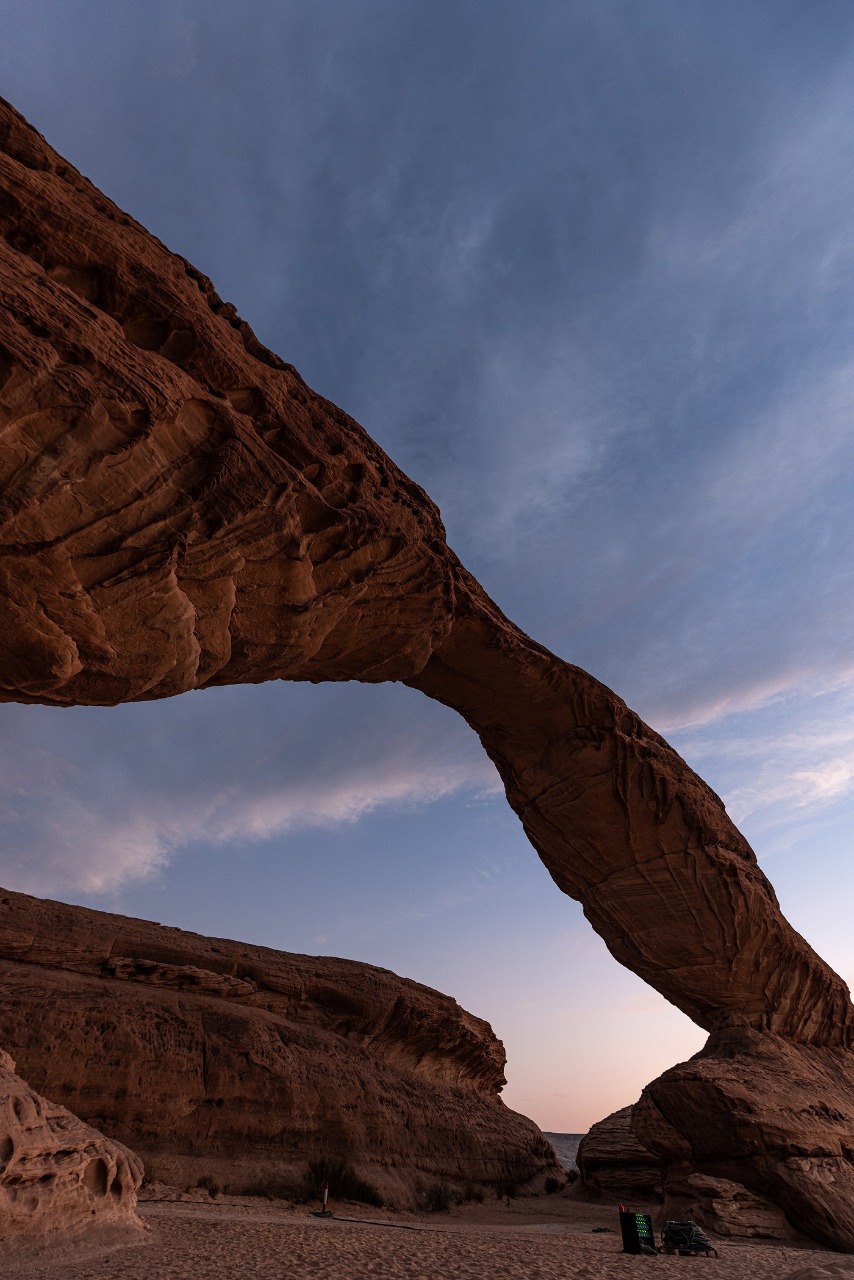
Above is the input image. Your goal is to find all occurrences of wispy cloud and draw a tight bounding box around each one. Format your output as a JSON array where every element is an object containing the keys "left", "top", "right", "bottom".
[
  {"left": 701, "top": 360, "right": 854, "bottom": 538},
  {"left": 0, "top": 684, "right": 500, "bottom": 896},
  {"left": 669, "top": 672, "right": 854, "bottom": 839}
]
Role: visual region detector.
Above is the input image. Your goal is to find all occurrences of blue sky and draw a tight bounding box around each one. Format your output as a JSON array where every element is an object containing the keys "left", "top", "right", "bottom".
[{"left": 1, "top": 1, "right": 854, "bottom": 1130}]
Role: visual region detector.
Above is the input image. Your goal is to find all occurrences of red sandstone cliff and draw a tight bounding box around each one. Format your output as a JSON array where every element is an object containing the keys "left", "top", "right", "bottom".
[{"left": 0, "top": 888, "right": 558, "bottom": 1203}]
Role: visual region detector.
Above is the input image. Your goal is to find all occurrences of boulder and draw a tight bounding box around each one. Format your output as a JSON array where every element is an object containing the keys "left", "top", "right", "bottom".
[
  {"left": 0, "top": 1047, "right": 142, "bottom": 1255},
  {"left": 633, "top": 1028, "right": 854, "bottom": 1251}
]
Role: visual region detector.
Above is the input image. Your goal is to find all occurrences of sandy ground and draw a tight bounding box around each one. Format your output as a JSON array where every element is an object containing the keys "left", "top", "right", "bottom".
[{"left": 6, "top": 1191, "right": 854, "bottom": 1280}]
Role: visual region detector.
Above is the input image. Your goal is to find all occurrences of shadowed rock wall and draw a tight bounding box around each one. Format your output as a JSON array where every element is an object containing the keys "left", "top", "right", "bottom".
[
  {"left": 632, "top": 1028, "right": 854, "bottom": 1249},
  {"left": 1, "top": 98, "right": 853, "bottom": 1248},
  {"left": 0, "top": 890, "right": 558, "bottom": 1202},
  {"left": 575, "top": 1105, "right": 662, "bottom": 1201}
]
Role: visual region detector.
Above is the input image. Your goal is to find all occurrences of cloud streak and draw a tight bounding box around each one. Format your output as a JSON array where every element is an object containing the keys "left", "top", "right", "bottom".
[
  {"left": 669, "top": 673, "right": 854, "bottom": 842},
  {"left": 0, "top": 684, "right": 500, "bottom": 896}
]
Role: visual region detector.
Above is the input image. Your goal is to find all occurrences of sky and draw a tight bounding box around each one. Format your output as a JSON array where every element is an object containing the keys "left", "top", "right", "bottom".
[{"left": 1, "top": 0, "right": 854, "bottom": 1132}]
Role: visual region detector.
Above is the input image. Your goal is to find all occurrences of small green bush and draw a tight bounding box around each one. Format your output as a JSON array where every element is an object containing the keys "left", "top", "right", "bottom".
[
  {"left": 544, "top": 1176, "right": 563, "bottom": 1195},
  {"left": 426, "top": 1181, "right": 451, "bottom": 1212},
  {"left": 495, "top": 1179, "right": 518, "bottom": 1201},
  {"left": 196, "top": 1174, "right": 220, "bottom": 1198},
  {"left": 301, "top": 1156, "right": 383, "bottom": 1209},
  {"left": 462, "top": 1181, "right": 484, "bottom": 1204}
]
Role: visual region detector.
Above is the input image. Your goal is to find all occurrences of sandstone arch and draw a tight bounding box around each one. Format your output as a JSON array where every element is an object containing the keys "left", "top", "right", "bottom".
[{"left": 1, "top": 98, "right": 853, "bottom": 1248}]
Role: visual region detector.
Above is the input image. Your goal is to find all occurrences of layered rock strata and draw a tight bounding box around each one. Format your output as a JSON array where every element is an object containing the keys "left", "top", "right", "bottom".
[
  {"left": 0, "top": 1047, "right": 142, "bottom": 1254},
  {"left": 577, "top": 1098, "right": 800, "bottom": 1241},
  {"left": 633, "top": 1028, "right": 854, "bottom": 1250},
  {"left": 0, "top": 888, "right": 558, "bottom": 1201},
  {"left": 575, "top": 1105, "right": 662, "bottom": 1201},
  {"left": 659, "top": 1166, "right": 799, "bottom": 1242},
  {"left": 1, "top": 98, "right": 853, "bottom": 1246}
]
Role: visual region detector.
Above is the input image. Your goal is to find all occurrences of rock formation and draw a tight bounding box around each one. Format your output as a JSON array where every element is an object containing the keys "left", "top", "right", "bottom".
[
  {"left": 1, "top": 97, "right": 853, "bottom": 1247},
  {"left": 576, "top": 1099, "right": 801, "bottom": 1242},
  {"left": 0, "top": 1046, "right": 142, "bottom": 1255},
  {"left": 0, "top": 888, "right": 557, "bottom": 1202},
  {"left": 633, "top": 1027, "right": 854, "bottom": 1248},
  {"left": 575, "top": 1105, "right": 662, "bottom": 1202}
]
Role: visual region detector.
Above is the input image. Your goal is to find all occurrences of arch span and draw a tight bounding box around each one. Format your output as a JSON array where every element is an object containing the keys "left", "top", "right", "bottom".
[{"left": 1, "top": 97, "right": 853, "bottom": 1248}]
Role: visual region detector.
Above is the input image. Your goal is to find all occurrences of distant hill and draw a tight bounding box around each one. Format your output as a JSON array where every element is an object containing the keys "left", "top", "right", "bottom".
[{"left": 543, "top": 1131, "right": 584, "bottom": 1172}]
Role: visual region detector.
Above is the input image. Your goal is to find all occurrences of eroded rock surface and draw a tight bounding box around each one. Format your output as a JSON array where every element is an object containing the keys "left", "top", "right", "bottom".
[
  {"left": 0, "top": 888, "right": 558, "bottom": 1201},
  {"left": 633, "top": 1028, "right": 854, "bottom": 1252},
  {"left": 1, "top": 98, "right": 853, "bottom": 1246},
  {"left": 577, "top": 1097, "right": 802, "bottom": 1242},
  {"left": 661, "top": 1169, "right": 798, "bottom": 1242},
  {"left": 0, "top": 1046, "right": 142, "bottom": 1254},
  {"left": 0, "top": 98, "right": 849, "bottom": 1047},
  {"left": 576, "top": 1105, "right": 662, "bottom": 1201}
]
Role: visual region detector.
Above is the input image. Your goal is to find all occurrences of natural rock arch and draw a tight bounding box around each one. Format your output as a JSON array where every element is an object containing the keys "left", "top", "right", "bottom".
[{"left": 1, "top": 98, "right": 853, "bottom": 1248}]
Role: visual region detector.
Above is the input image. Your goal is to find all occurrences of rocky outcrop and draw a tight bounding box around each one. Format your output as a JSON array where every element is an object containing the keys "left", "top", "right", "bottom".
[
  {"left": 0, "top": 888, "right": 559, "bottom": 1202},
  {"left": 1, "top": 97, "right": 853, "bottom": 1246},
  {"left": 576, "top": 1097, "right": 802, "bottom": 1241},
  {"left": 576, "top": 1105, "right": 662, "bottom": 1201},
  {"left": 661, "top": 1168, "right": 797, "bottom": 1241},
  {"left": 633, "top": 1028, "right": 854, "bottom": 1252},
  {"left": 0, "top": 1047, "right": 142, "bottom": 1255}
]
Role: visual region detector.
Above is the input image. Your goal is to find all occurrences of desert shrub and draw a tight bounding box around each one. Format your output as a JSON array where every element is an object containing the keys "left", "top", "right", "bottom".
[
  {"left": 426, "top": 1181, "right": 451, "bottom": 1212},
  {"left": 301, "top": 1156, "right": 383, "bottom": 1208},
  {"left": 544, "top": 1176, "right": 563, "bottom": 1195},
  {"left": 196, "top": 1174, "right": 220, "bottom": 1197},
  {"left": 463, "top": 1181, "right": 484, "bottom": 1204},
  {"left": 567, "top": 1167, "right": 579, "bottom": 1184},
  {"left": 141, "top": 1159, "right": 158, "bottom": 1187}
]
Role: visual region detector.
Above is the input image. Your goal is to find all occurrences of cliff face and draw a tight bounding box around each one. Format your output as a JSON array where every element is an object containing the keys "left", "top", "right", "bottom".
[
  {"left": 632, "top": 1028, "right": 854, "bottom": 1250},
  {"left": 576, "top": 1099, "right": 800, "bottom": 1243},
  {"left": 1, "top": 97, "right": 854, "bottom": 1248},
  {"left": 0, "top": 889, "right": 557, "bottom": 1201}
]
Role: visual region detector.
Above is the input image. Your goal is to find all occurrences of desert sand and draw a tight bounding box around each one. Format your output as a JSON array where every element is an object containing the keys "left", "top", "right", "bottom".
[{"left": 6, "top": 1192, "right": 854, "bottom": 1280}]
